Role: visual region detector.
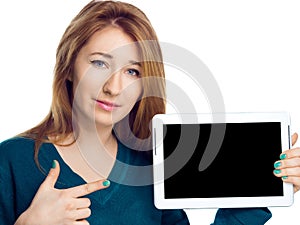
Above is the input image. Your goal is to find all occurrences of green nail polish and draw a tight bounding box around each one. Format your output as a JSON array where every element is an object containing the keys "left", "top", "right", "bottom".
[
  {"left": 280, "top": 154, "right": 286, "bottom": 160},
  {"left": 103, "top": 180, "right": 110, "bottom": 187},
  {"left": 282, "top": 176, "right": 288, "bottom": 179},
  {"left": 52, "top": 160, "right": 56, "bottom": 169},
  {"left": 274, "top": 161, "right": 281, "bottom": 168},
  {"left": 274, "top": 169, "right": 281, "bottom": 174}
]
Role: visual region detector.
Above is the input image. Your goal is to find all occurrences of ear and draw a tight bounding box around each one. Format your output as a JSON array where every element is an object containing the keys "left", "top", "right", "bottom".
[{"left": 67, "top": 75, "right": 73, "bottom": 82}]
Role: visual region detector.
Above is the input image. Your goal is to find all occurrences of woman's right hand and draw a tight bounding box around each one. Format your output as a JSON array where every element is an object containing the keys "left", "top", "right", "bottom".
[{"left": 15, "top": 160, "right": 110, "bottom": 225}]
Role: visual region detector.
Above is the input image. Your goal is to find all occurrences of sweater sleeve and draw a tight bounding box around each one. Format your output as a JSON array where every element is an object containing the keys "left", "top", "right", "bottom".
[
  {"left": 0, "top": 143, "right": 17, "bottom": 225},
  {"left": 161, "top": 209, "right": 190, "bottom": 225},
  {"left": 211, "top": 208, "right": 272, "bottom": 225}
]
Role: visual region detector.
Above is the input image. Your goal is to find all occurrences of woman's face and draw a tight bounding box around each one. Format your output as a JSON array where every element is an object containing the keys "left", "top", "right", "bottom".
[{"left": 72, "top": 26, "right": 143, "bottom": 128}]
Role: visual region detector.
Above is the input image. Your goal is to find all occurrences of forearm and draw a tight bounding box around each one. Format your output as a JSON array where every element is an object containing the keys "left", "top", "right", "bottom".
[{"left": 211, "top": 208, "right": 272, "bottom": 225}]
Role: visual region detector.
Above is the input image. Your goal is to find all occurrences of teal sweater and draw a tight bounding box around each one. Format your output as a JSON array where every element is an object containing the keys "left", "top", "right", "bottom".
[{"left": 0, "top": 137, "right": 271, "bottom": 225}]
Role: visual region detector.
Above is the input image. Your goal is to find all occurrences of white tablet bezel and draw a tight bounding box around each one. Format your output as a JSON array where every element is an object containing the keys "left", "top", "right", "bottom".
[{"left": 152, "top": 112, "right": 293, "bottom": 209}]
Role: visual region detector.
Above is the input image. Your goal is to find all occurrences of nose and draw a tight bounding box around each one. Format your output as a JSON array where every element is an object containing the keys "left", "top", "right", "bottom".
[{"left": 102, "top": 71, "right": 122, "bottom": 96}]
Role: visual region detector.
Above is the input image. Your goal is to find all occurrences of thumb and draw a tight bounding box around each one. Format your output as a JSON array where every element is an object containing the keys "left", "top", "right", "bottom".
[
  {"left": 292, "top": 132, "right": 298, "bottom": 146},
  {"left": 42, "top": 160, "right": 60, "bottom": 189}
]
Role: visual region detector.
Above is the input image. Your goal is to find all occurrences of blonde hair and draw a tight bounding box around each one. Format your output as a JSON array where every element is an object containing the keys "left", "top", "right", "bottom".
[{"left": 21, "top": 0, "right": 166, "bottom": 165}]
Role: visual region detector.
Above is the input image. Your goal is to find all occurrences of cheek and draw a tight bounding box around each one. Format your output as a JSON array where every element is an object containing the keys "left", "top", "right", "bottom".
[
  {"left": 126, "top": 80, "right": 143, "bottom": 104},
  {"left": 73, "top": 68, "right": 112, "bottom": 97}
]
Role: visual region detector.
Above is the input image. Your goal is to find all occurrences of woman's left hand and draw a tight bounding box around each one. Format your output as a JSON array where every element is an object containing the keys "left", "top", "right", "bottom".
[{"left": 274, "top": 133, "right": 300, "bottom": 193}]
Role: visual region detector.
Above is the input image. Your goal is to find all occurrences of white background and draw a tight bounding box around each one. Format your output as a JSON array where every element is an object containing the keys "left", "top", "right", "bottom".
[{"left": 0, "top": 0, "right": 299, "bottom": 224}]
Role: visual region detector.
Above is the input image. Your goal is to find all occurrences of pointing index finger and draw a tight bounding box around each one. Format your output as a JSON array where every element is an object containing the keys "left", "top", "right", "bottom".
[{"left": 68, "top": 179, "right": 110, "bottom": 198}]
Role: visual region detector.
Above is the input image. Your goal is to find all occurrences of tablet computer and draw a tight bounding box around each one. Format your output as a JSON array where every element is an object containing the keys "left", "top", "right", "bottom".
[{"left": 152, "top": 112, "right": 293, "bottom": 209}]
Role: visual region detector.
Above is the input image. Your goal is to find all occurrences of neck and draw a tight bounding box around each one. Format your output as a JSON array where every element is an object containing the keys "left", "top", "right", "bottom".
[
  {"left": 75, "top": 121, "right": 116, "bottom": 151},
  {"left": 71, "top": 112, "right": 116, "bottom": 149},
  {"left": 68, "top": 121, "right": 118, "bottom": 178}
]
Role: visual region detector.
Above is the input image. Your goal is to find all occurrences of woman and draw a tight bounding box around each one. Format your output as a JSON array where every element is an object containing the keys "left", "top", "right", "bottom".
[{"left": 0, "top": 1, "right": 299, "bottom": 224}]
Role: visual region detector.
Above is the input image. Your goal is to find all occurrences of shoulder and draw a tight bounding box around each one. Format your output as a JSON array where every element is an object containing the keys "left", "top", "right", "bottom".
[
  {"left": 0, "top": 137, "right": 38, "bottom": 167},
  {"left": 0, "top": 136, "right": 35, "bottom": 146},
  {"left": 0, "top": 136, "right": 48, "bottom": 182},
  {"left": 0, "top": 136, "right": 35, "bottom": 156}
]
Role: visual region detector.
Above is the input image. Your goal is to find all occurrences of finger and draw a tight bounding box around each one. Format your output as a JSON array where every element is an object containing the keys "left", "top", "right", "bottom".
[
  {"left": 280, "top": 176, "right": 300, "bottom": 193},
  {"left": 274, "top": 167, "right": 300, "bottom": 177},
  {"left": 75, "top": 220, "right": 89, "bottom": 225},
  {"left": 274, "top": 158, "right": 300, "bottom": 169},
  {"left": 61, "top": 198, "right": 91, "bottom": 211},
  {"left": 41, "top": 160, "right": 60, "bottom": 189},
  {"left": 73, "top": 208, "right": 91, "bottom": 220},
  {"left": 281, "top": 176, "right": 300, "bottom": 186},
  {"left": 75, "top": 198, "right": 91, "bottom": 209},
  {"left": 292, "top": 132, "right": 298, "bottom": 146},
  {"left": 68, "top": 179, "right": 110, "bottom": 198},
  {"left": 280, "top": 147, "right": 300, "bottom": 159}
]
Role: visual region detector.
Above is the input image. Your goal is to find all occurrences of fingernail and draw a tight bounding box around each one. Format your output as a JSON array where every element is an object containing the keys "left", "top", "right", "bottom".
[
  {"left": 103, "top": 180, "right": 110, "bottom": 187},
  {"left": 280, "top": 154, "right": 286, "bottom": 160},
  {"left": 52, "top": 160, "right": 56, "bottom": 169},
  {"left": 282, "top": 176, "right": 288, "bottom": 179},
  {"left": 274, "top": 161, "right": 281, "bottom": 168},
  {"left": 274, "top": 169, "right": 281, "bottom": 174}
]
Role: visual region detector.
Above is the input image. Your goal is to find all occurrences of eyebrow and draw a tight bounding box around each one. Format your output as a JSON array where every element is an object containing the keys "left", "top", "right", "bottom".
[
  {"left": 128, "top": 60, "right": 142, "bottom": 67},
  {"left": 90, "top": 52, "right": 142, "bottom": 67},
  {"left": 90, "top": 52, "right": 113, "bottom": 59}
]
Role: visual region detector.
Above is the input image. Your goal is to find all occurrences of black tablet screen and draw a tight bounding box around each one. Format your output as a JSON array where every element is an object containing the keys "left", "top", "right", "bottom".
[{"left": 163, "top": 122, "right": 284, "bottom": 198}]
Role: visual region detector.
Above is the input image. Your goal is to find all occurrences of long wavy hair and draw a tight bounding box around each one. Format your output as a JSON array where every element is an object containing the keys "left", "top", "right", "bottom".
[{"left": 21, "top": 0, "right": 166, "bottom": 167}]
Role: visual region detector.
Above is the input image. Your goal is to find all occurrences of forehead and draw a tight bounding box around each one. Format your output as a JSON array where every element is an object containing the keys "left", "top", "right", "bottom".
[{"left": 83, "top": 26, "right": 141, "bottom": 61}]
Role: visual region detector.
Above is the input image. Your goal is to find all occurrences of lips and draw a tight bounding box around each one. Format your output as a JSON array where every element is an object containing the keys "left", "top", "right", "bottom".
[{"left": 95, "top": 99, "right": 120, "bottom": 111}]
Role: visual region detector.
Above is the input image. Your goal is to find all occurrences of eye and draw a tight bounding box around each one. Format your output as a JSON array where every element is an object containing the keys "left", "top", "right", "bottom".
[
  {"left": 126, "top": 68, "right": 140, "bottom": 77},
  {"left": 90, "top": 60, "right": 108, "bottom": 68}
]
